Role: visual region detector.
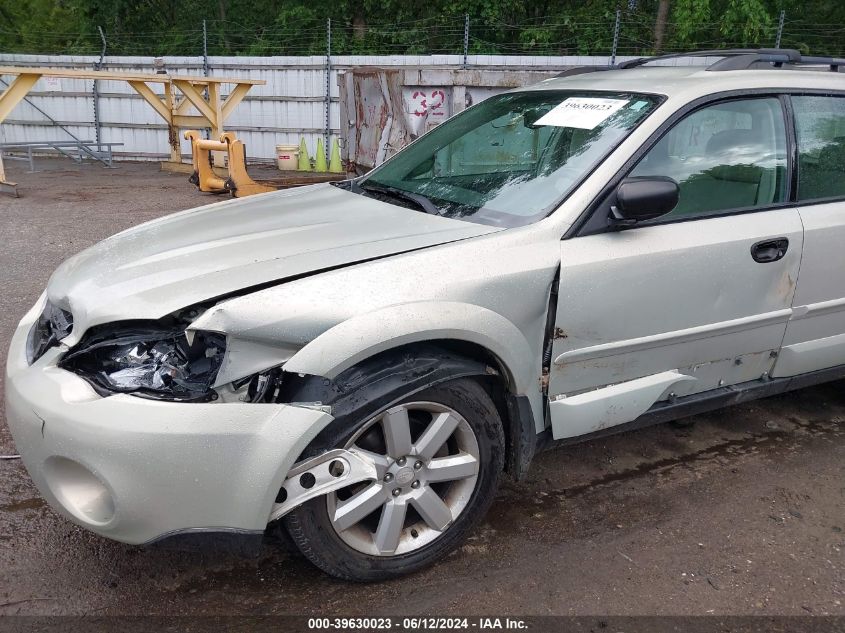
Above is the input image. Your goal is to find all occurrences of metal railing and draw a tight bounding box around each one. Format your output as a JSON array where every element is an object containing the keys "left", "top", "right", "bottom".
[{"left": 0, "top": 140, "right": 122, "bottom": 171}]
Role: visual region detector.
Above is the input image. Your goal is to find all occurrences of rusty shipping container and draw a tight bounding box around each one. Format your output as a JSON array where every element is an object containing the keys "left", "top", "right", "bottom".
[{"left": 338, "top": 67, "right": 561, "bottom": 173}]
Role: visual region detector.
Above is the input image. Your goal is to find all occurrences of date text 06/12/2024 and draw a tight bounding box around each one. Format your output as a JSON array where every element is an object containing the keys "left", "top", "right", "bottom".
[{"left": 306, "top": 617, "right": 529, "bottom": 630}]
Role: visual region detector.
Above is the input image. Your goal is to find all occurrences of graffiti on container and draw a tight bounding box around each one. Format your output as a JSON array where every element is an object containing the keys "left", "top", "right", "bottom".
[
  {"left": 404, "top": 87, "right": 450, "bottom": 136},
  {"left": 409, "top": 90, "right": 447, "bottom": 118}
]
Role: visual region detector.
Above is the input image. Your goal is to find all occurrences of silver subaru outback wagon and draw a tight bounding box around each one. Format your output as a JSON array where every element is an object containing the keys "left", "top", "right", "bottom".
[{"left": 7, "top": 49, "right": 845, "bottom": 581}]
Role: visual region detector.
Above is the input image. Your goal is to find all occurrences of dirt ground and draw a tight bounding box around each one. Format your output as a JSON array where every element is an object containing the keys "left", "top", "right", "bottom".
[{"left": 0, "top": 159, "right": 843, "bottom": 618}]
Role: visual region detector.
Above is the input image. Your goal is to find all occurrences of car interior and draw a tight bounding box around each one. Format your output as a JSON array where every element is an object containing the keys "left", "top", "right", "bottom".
[{"left": 631, "top": 98, "right": 788, "bottom": 218}]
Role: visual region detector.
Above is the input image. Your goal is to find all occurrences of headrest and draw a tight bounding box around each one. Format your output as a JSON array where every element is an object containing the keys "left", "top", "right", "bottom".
[
  {"left": 708, "top": 164, "right": 763, "bottom": 183},
  {"left": 818, "top": 138, "right": 845, "bottom": 167},
  {"left": 706, "top": 129, "right": 762, "bottom": 154}
]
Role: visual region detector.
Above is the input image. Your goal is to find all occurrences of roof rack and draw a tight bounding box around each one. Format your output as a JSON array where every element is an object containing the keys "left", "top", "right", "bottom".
[
  {"left": 550, "top": 49, "right": 845, "bottom": 81},
  {"left": 615, "top": 48, "right": 845, "bottom": 72}
]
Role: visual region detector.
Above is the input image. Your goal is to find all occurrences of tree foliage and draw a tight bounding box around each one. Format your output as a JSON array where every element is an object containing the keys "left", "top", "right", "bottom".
[{"left": 1, "top": 0, "right": 844, "bottom": 57}]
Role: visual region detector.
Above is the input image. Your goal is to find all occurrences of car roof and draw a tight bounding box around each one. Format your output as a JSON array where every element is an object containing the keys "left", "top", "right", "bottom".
[{"left": 519, "top": 66, "right": 845, "bottom": 103}]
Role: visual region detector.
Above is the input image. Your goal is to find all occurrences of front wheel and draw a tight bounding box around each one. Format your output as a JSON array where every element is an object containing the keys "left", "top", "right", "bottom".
[{"left": 284, "top": 378, "right": 504, "bottom": 581}]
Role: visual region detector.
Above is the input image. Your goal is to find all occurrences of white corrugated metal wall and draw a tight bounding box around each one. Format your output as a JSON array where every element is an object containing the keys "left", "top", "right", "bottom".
[{"left": 0, "top": 53, "right": 699, "bottom": 162}]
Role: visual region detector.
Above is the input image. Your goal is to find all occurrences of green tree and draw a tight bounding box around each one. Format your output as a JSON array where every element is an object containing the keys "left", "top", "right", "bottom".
[
  {"left": 721, "top": 0, "right": 773, "bottom": 45},
  {"left": 1, "top": 0, "right": 844, "bottom": 58}
]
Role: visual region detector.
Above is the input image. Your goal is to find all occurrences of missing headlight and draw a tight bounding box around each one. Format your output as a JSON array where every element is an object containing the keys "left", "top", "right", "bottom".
[
  {"left": 60, "top": 324, "right": 226, "bottom": 402},
  {"left": 27, "top": 301, "right": 73, "bottom": 364}
]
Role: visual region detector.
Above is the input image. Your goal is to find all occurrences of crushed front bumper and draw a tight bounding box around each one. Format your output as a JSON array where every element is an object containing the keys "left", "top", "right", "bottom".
[{"left": 4, "top": 299, "right": 333, "bottom": 545}]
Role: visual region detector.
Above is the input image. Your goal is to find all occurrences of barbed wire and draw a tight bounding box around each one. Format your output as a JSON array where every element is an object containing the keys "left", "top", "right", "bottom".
[{"left": 4, "top": 13, "right": 845, "bottom": 59}]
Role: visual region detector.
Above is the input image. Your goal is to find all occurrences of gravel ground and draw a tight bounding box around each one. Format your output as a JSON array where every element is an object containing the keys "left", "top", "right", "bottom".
[{"left": 0, "top": 159, "right": 843, "bottom": 617}]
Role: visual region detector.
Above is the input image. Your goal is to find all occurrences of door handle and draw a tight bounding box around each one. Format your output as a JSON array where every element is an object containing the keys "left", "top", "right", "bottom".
[{"left": 750, "top": 238, "right": 789, "bottom": 263}]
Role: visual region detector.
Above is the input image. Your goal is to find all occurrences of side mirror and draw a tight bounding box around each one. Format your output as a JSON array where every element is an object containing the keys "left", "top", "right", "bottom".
[{"left": 610, "top": 176, "right": 679, "bottom": 226}]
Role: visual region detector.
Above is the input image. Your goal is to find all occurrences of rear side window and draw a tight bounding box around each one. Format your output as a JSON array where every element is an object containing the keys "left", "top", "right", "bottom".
[
  {"left": 792, "top": 96, "right": 845, "bottom": 201},
  {"left": 630, "top": 98, "right": 788, "bottom": 220}
]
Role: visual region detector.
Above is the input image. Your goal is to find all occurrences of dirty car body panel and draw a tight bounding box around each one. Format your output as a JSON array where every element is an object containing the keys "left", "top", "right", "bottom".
[
  {"left": 47, "top": 183, "right": 501, "bottom": 341},
  {"left": 7, "top": 57, "right": 845, "bottom": 577}
]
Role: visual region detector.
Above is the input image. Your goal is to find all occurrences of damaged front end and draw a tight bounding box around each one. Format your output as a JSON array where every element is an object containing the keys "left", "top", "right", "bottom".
[
  {"left": 56, "top": 304, "right": 301, "bottom": 407},
  {"left": 27, "top": 300, "right": 73, "bottom": 364},
  {"left": 59, "top": 308, "right": 227, "bottom": 403},
  {"left": 55, "top": 309, "right": 375, "bottom": 521},
  {"left": 52, "top": 304, "right": 516, "bottom": 526}
]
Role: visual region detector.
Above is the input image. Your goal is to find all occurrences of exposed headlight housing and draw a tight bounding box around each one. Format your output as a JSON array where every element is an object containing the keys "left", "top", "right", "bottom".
[
  {"left": 60, "top": 324, "right": 226, "bottom": 402},
  {"left": 27, "top": 300, "right": 73, "bottom": 364}
]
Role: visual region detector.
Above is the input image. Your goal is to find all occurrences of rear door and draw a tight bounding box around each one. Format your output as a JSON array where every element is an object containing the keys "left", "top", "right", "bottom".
[
  {"left": 548, "top": 95, "right": 804, "bottom": 440},
  {"left": 773, "top": 94, "right": 845, "bottom": 377}
]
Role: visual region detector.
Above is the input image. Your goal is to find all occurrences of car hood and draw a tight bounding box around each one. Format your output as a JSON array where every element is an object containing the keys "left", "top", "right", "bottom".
[{"left": 46, "top": 183, "right": 500, "bottom": 337}]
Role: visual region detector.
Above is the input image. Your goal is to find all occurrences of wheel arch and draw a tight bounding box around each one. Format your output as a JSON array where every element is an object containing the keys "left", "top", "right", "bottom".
[
  {"left": 282, "top": 300, "right": 538, "bottom": 399},
  {"left": 280, "top": 339, "right": 539, "bottom": 480}
]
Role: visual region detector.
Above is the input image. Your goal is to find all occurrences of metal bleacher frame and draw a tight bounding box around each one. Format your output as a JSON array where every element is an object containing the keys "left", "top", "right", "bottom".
[{"left": 0, "top": 140, "right": 123, "bottom": 172}]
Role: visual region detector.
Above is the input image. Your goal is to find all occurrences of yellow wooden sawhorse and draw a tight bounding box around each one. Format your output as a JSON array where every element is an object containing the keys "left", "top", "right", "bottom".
[{"left": 0, "top": 66, "right": 264, "bottom": 196}]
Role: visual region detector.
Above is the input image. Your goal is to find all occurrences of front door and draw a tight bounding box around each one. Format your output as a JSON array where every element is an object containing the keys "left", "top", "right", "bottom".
[{"left": 548, "top": 96, "right": 803, "bottom": 439}]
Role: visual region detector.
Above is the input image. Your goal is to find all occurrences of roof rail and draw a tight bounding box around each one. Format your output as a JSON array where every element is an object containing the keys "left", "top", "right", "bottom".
[
  {"left": 616, "top": 49, "right": 845, "bottom": 72},
  {"left": 554, "top": 66, "right": 609, "bottom": 78}
]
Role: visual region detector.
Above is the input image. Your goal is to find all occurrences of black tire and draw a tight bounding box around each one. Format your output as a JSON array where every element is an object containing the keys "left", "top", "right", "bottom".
[{"left": 284, "top": 378, "right": 504, "bottom": 581}]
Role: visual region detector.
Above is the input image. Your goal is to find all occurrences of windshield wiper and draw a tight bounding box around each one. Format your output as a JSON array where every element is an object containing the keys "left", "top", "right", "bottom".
[{"left": 358, "top": 183, "right": 443, "bottom": 215}]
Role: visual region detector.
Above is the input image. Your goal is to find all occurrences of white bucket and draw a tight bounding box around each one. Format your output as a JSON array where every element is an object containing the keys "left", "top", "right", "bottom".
[{"left": 276, "top": 144, "right": 299, "bottom": 171}]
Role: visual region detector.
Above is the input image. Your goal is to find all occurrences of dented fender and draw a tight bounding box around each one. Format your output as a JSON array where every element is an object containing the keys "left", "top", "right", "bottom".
[{"left": 282, "top": 301, "right": 544, "bottom": 428}]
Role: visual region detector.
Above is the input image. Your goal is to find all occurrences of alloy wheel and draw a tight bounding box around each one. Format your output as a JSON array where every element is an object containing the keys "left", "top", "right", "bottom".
[{"left": 326, "top": 401, "right": 480, "bottom": 556}]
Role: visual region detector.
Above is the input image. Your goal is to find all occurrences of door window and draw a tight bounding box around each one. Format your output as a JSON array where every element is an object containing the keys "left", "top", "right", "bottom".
[
  {"left": 792, "top": 95, "right": 845, "bottom": 201},
  {"left": 630, "top": 98, "right": 788, "bottom": 219}
]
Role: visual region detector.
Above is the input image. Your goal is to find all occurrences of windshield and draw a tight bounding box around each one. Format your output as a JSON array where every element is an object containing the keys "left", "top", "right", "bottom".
[{"left": 356, "top": 90, "right": 662, "bottom": 227}]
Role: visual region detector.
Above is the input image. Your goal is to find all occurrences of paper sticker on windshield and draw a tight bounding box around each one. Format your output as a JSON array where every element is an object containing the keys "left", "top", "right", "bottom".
[{"left": 534, "top": 97, "right": 629, "bottom": 129}]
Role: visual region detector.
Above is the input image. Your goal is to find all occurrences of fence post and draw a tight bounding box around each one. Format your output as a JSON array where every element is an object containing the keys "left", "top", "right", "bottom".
[
  {"left": 610, "top": 8, "right": 621, "bottom": 66},
  {"left": 202, "top": 19, "right": 209, "bottom": 76},
  {"left": 202, "top": 20, "right": 211, "bottom": 140},
  {"left": 775, "top": 10, "right": 785, "bottom": 49},
  {"left": 324, "top": 17, "right": 332, "bottom": 161},
  {"left": 92, "top": 26, "right": 107, "bottom": 149},
  {"left": 462, "top": 14, "right": 470, "bottom": 68}
]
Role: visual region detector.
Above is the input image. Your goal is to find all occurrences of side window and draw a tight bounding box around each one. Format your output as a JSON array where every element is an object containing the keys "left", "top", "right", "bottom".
[
  {"left": 792, "top": 96, "right": 845, "bottom": 201},
  {"left": 630, "top": 98, "right": 788, "bottom": 219}
]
